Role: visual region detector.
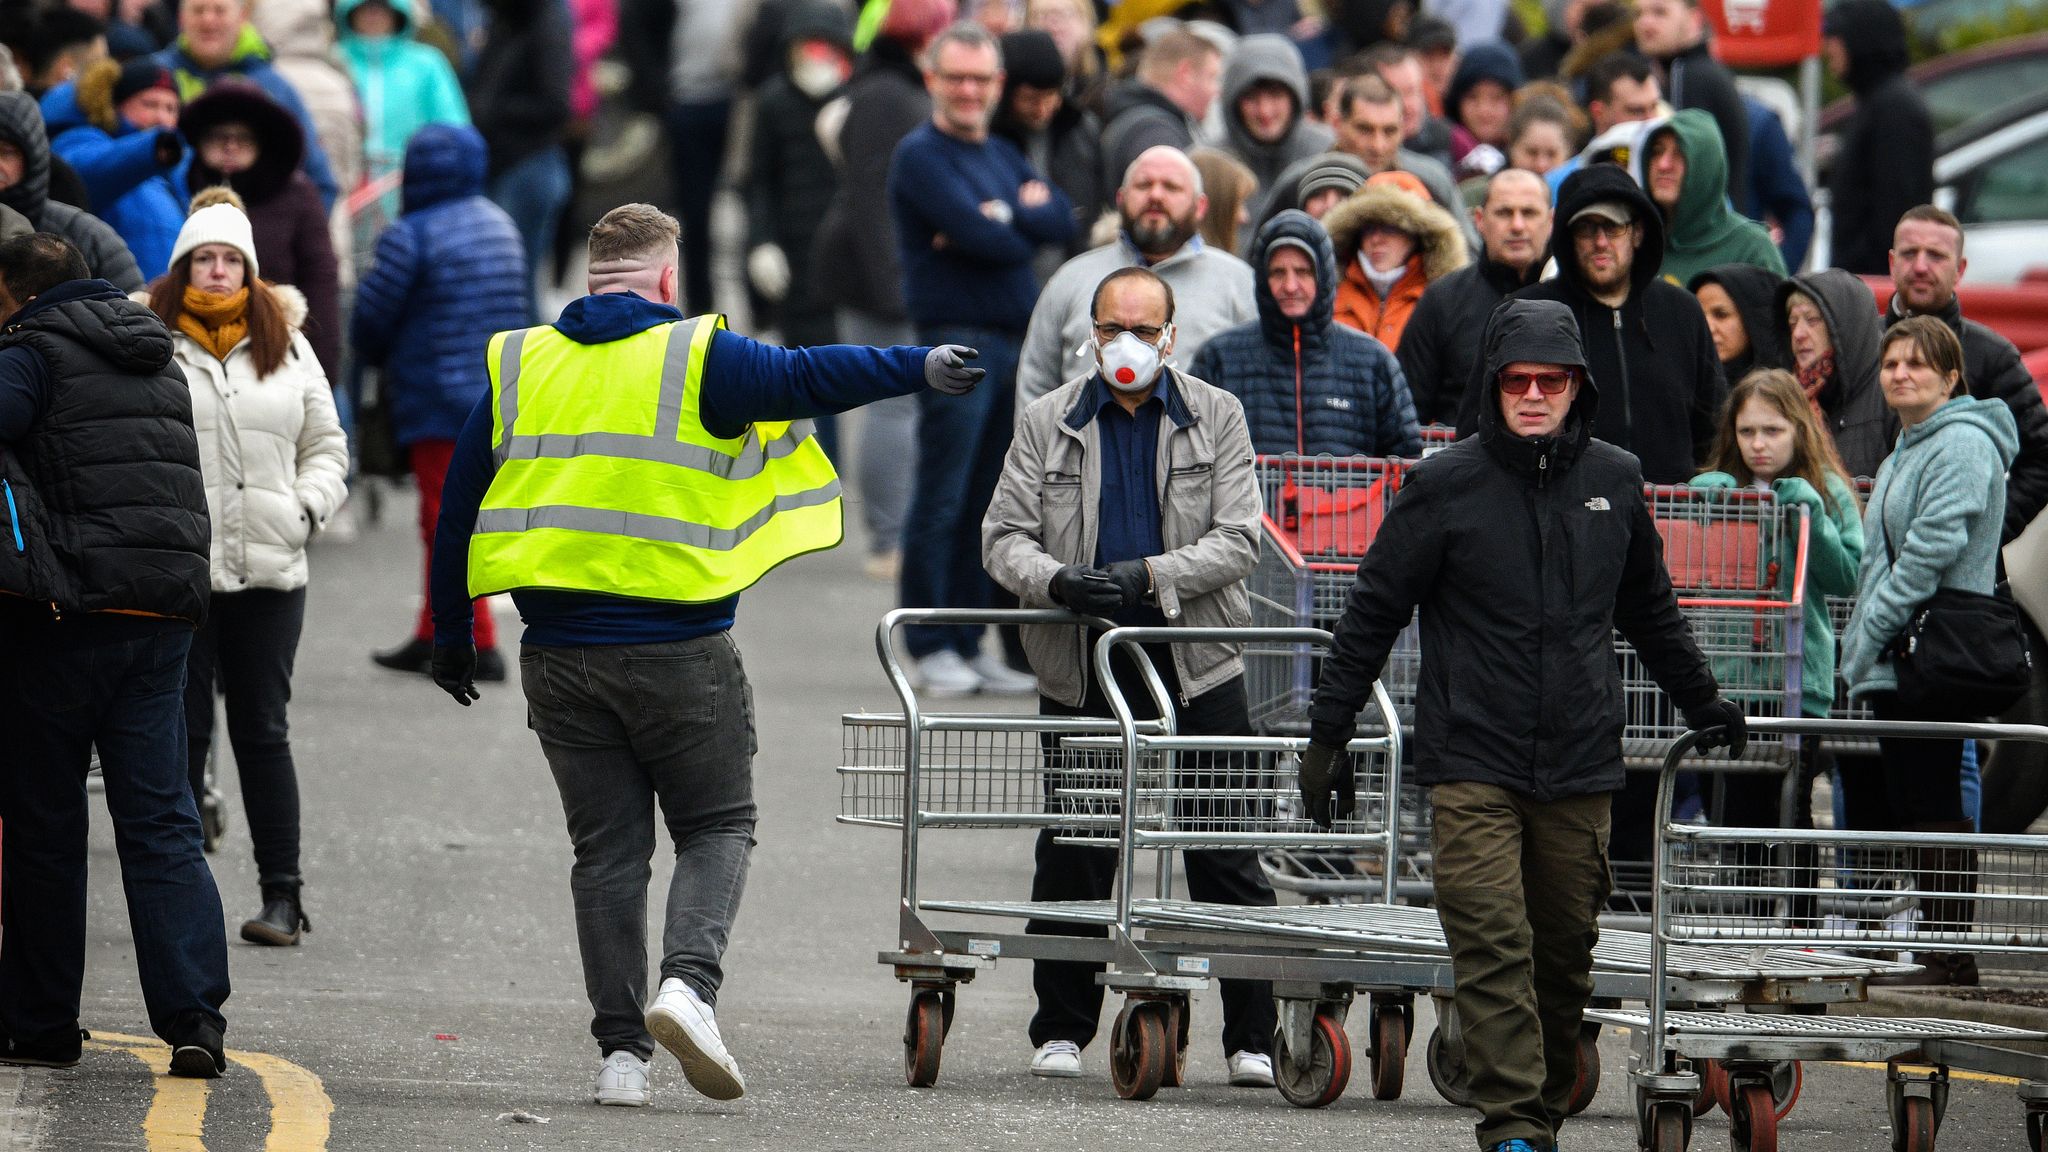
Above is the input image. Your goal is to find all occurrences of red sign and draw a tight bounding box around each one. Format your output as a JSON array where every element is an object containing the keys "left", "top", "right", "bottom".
[{"left": 1704, "top": 0, "right": 1823, "bottom": 67}]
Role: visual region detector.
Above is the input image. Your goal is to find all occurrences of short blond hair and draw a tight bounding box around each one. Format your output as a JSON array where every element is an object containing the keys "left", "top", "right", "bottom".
[{"left": 588, "top": 204, "right": 680, "bottom": 267}]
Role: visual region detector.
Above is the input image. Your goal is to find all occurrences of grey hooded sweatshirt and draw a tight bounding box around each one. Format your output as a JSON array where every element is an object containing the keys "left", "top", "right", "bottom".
[{"left": 1217, "top": 36, "right": 1334, "bottom": 218}]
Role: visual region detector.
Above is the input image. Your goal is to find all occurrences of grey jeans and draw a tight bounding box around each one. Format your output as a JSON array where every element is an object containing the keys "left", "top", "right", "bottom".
[
  {"left": 520, "top": 634, "right": 758, "bottom": 1060},
  {"left": 837, "top": 309, "right": 918, "bottom": 555}
]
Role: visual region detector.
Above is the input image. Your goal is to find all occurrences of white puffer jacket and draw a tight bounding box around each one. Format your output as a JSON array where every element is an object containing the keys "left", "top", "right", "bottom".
[{"left": 149, "top": 284, "right": 350, "bottom": 593}]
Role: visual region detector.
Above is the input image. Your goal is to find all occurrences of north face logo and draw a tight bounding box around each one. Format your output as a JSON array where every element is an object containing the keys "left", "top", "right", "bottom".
[{"left": 1585, "top": 497, "right": 1612, "bottom": 511}]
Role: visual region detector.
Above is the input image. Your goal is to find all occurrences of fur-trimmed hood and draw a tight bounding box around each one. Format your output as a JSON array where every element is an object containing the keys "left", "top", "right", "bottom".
[
  {"left": 1321, "top": 184, "right": 1468, "bottom": 283},
  {"left": 71, "top": 58, "right": 130, "bottom": 135},
  {"left": 133, "top": 280, "right": 310, "bottom": 332}
]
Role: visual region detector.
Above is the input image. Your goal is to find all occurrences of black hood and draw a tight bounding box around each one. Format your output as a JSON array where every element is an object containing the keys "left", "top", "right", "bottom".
[
  {"left": 1251, "top": 209, "right": 1338, "bottom": 351},
  {"left": 1478, "top": 298, "right": 1598, "bottom": 475},
  {"left": 1824, "top": 0, "right": 1910, "bottom": 94},
  {"left": 1775, "top": 268, "right": 1882, "bottom": 398},
  {"left": 1549, "top": 163, "right": 1665, "bottom": 298},
  {"left": 0, "top": 92, "right": 52, "bottom": 221},
  {"left": 1689, "top": 263, "right": 1787, "bottom": 377},
  {"left": 180, "top": 82, "right": 306, "bottom": 206}
]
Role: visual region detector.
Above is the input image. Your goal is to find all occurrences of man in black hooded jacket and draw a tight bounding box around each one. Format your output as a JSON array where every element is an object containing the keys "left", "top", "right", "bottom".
[
  {"left": 1460, "top": 164, "right": 1725, "bottom": 485},
  {"left": 1823, "top": 0, "right": 1933, "bottom": 276},
  {"left": 1302, "top": 296, "right": 1742, "bottom": 1152}
]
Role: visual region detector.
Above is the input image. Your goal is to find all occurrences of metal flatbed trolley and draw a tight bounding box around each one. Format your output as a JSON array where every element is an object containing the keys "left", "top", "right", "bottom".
[{"left": 1592, "top": 717, "right": 2048, "bottom": 1152}]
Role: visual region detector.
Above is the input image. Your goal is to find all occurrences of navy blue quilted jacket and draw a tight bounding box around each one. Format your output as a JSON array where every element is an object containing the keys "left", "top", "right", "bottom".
[
  {"left": 350, "top": 123, "right": 528, "bottom": 447},
  {"left": 1191, "top": 210, "right": 1421, "bottom": 459}
]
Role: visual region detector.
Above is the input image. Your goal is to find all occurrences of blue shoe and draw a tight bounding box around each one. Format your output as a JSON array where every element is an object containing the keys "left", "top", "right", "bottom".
[{"left": 1486, "top": 1142, "right": 1546, "bottom": 1152}]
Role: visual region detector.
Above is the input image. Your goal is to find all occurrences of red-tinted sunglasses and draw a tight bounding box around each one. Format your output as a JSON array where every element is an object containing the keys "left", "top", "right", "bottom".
[{"left": 1497, "top": 370, "right": 1577, "bottom": 396}]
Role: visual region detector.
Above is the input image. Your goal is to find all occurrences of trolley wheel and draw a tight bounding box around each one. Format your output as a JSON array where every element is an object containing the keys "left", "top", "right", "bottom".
[
  {"left": 1110, "top": 1002, "right": 1169, "bottom": 1102},
  {"left": 1274, "top": 1009, "right": 1352, "bottom": 1108},
  {"left": 1692, "top": 1059, "right": 1724, "bottom": 1117},
  {"left": 200, "top": 792, "right": 227, "bottom": 854},
  {"left": 1426, "top": 1026, "right": 1473, "bottom": 1109},
  {"left": 1732, "top": 1082, "right": 1779, "bottom": 1152},
  {"left": 1647, "top": 1101, "right": 1693, "bottom": 1152},
  {"left": 903, "top": 991, "right": 945, "bottom": 1088},
  {"left": 1565, "top": 1022, "right": 1601, "bottom": 1117},
  {"left": 2027, "top": 1107, "right": 2047, "bottom": 1152},
  {"left": 1894, "top": 1095, "right": 1936, "bottom": 1152},
  {"left": 1158, "top": 999, "right": 1189, "bottom": 1089},
  {"left": 1369, "top": 1004, "right": 1407, "bottom": 1101},
  {"left": 1769, "top": 1060, "right": 1803, "bottom": 1121}
]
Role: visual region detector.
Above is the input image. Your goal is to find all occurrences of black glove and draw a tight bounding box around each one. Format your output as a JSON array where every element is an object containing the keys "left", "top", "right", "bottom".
[
  {"left": 1297, "top": 742, "right": 1354, "bottom": 829},
  {"left": 1683, "top": 696, "right": 1748, "bottom": 759},
  {"left": 1049, "top": 565, "right": 1122, "bottom": 616},
  {"left": 924, "top": 345, "right": 984, "bottom": 394},
  {"left": 1100, "top": 559, "right": 1151, "bottom": 608},
  {"left": 432, "top": 644, "right": 480, "bottom": 706}
]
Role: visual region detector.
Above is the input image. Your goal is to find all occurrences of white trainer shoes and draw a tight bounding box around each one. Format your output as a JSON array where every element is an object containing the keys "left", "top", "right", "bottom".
[
  {"left": 593, "top": 1050, "right": 651, "bottom": 1106},
  {"left": 1029, "top": 1039, "right": 1084, "bottom": 1078},
  {"left": 1227, "top": 1050, "right": 1275, "bottom": 1087},
  {"left": 970, "top": 652, "right": 1038, "bottom": 695},
  {"left": 645, "top": 978, "right": 746, "bottom": 1100}
]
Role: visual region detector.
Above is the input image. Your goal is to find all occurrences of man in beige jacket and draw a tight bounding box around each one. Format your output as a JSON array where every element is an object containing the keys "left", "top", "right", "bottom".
[{"left": 981, "top": 265, "right": 1276, "bottom": 1087}]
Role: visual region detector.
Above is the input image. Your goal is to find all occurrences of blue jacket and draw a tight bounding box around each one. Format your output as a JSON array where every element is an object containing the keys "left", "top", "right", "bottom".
[
  {"left": 39, "top": 82, "right": 190, "bottom": 281},
  {"left": 1741, "top": 98, "right": 1814, "bottom": 274},
  {"left": 1842, "top": 395, "right": 2019, "bottom": 697},
  {"left": 350, "top": 124, "right": 526, "bottom": 446},
  {"left": 428, "top": 292, "right": 933, "bottom": 649},
  {"left": 156, "top": 29, "right": 339, "bottom": 210},
  {"left": 1190, "top": 210, "right": 1421, "bottom": 459}
]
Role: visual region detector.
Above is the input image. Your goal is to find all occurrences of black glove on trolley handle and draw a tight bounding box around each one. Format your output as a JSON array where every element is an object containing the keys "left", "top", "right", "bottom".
[
  {"left": 1682, "top": 696, "right": 1749, "bottom": 759},
  {"left": 1050, "top": 565, "right": 1123, "bottom": 616},
  {"left": 433, "top": 644, "right": 480, "bottom": 706},
  {"left": 1099, "top": 559, "right": 1151, "bottom": 608},
  {"left": 1298, "top": 742, "right": 1355, "bottom": 829},
  {"left": 924, "top": 345, "right": 984, "bottom": 394}
]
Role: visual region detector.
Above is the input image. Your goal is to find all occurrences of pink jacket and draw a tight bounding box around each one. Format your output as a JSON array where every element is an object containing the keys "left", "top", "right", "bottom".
[{"left": 569, "top": 0, "right": 618, "bottom": 122}]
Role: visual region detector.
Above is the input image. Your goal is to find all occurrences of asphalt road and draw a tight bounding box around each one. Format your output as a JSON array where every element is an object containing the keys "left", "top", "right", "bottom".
[{"left": 9, "top": 470, "right": 2044, "bottom": 1152}]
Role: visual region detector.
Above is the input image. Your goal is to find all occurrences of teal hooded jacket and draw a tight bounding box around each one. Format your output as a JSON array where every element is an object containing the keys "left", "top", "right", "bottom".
[
  {"left": 336, "top": 0, "right": 470, "bottom": 174},
  {"left": 1639, "top": 110, "right": 1785, "bottom": 289}
]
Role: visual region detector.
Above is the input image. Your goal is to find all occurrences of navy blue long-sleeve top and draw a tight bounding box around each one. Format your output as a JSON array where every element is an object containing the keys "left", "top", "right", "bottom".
[
  {"left": 888, "top": 121, "right": 1075, "bottom": 332},
  {"left": 430, "top": 291, "right": 931, "bottom": 648}
]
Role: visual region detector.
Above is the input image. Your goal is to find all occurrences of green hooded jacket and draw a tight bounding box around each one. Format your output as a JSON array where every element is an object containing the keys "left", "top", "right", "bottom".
[{"left": 1642, "top": 110, "right": 1786, "bottom": 288}]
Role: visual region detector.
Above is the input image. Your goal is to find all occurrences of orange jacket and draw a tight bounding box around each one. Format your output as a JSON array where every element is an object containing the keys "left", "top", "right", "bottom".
[
  {"left": 1323, "top": 182, "right": 1468, "bottom": 354},
  {"left": 1334, "top": 253, "right": 1429, "bottom": 351}
]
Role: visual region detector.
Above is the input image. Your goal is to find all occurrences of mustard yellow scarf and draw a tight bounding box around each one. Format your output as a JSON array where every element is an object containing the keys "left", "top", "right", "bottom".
[{"left": 177, "top": 285, "right": 249, "bottom": 363}]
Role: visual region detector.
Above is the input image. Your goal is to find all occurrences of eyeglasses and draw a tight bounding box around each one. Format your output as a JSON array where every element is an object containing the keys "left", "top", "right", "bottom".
[
  {"left": 1094, "top": 323, "right": 1165, "bottom": 343},
  {"left": 1497, "top": 370, "right": 1576, "bottom": 396},
  {"left": 935, "top": 71, "right": 998, "bottom": 88}
]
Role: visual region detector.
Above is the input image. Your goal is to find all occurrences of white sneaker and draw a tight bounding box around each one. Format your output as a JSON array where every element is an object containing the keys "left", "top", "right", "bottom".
[
  {"left": 1227, "top": 1050, "right": 1275, "bottom": 1087},
  {"left": 645, "top": 978, "right": 745, "bottom": 1100},
  {"left": 1030, "top": 1040, "right": 1083, "bottom": 1078},
  {"left": 970, "top": 651, "right": 1037, "bottom": 695},
  {"left": 593, "top": 1050, "right": 650, "bottom": 1106},
  {"left": 915, "top": 650, "right": 983, "bottom": 697}
]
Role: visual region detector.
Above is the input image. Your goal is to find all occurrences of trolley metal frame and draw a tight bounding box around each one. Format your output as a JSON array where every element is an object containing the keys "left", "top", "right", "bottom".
[{"left": 1596, "top": 716, "right": 2048, "bottom": 1152}]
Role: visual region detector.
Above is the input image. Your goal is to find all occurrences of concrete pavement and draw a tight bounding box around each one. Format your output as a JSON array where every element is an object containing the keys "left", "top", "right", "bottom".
[{"left": 16, "top": 474, "right": 2046, "bottom": 1151}]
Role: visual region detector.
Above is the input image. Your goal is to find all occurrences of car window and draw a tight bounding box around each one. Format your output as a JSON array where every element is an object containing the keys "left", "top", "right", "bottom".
[
  {"left": 1960, "top": 134, "right": 2048, "bottom": 224},
  {"left": 1928, "top": 58, "right": 2048, "bottom": 133}
]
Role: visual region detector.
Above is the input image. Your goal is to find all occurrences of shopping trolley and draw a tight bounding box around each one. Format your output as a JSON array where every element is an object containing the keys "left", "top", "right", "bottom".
[{"left": 1593, "top": 716, "right": 2048, "bottom": 1152}]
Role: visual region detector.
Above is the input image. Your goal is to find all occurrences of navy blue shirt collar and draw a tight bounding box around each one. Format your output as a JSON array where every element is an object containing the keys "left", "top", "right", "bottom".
[{"left": 1063, "top": 368, "right": 1195, "bottom": 431}]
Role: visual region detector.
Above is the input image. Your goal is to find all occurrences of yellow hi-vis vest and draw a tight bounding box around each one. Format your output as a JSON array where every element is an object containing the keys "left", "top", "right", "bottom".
[{"left": 466, "top": 315, "right": 843, "bottom": 603}]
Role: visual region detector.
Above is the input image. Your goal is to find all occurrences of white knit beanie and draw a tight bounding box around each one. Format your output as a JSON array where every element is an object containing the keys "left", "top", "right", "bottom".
[{"left": 169, "top": 202, "right": 260, "bottom": 280}]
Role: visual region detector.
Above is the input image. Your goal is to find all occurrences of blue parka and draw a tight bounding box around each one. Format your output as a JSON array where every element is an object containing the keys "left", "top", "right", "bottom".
[
  {"left": 350, "top": 124, "right": 528, "bottom": 447},
  {"left": 1191, "top": 210, "right": 1421, "bottom": 459},
  {"left": 39, "top": 77, "right": 190, "bottom": 281}
]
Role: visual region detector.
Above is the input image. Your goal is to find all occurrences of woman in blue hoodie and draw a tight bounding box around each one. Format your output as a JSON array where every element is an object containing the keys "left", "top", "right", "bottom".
[{"left": 1840, "top": 316, "right": 2018, "bottom": 986}]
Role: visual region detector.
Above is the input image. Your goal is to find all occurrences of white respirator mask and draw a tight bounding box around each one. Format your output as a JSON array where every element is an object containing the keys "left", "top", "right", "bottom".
[{"left": 1095, "top": 328, "right": 1171, "bottom": 394}]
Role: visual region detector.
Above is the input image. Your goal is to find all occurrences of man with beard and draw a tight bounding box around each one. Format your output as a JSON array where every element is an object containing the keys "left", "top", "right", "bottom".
[{"left": 1016, "top": 145, "right": 1255, "bottom": 410}]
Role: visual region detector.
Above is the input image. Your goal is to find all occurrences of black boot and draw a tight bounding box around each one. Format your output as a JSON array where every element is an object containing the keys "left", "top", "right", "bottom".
[
  {"left": 241, "top": 883, "right": 310, "bottom": 946},
  {"left": 371, "top": 638, "right": 433, "bottom": 673}
]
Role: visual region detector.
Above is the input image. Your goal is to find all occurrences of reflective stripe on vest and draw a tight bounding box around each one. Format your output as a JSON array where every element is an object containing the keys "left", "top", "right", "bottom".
[{"left": 467, "top": 315, "right": 844, "bottom": 604}]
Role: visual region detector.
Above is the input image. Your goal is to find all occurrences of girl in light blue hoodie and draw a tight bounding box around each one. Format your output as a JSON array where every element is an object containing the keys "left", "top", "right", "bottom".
[{"left": 1839, "top": 316, "right": 2017, "bottom": 985}]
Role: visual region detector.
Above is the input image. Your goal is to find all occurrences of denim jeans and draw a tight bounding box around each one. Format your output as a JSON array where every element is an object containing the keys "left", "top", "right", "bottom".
[
  {"left": 0, "top": 625, "right": 230, "bottom": 1046},
  {"left": 488, "top": 147, "right": 571, "bottom": 324},
  {"left": 184, "top": 587, "right": 307, "bottom": 887},
  {"left": 519, "top": 634, "right": 758, "bottom": 1059},
  {"left": 900, "top": 324, "right": 1020, "bottom": 659}
]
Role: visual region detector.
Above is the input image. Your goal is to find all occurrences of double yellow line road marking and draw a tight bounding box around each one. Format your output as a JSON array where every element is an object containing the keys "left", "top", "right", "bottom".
[{"left": 82, "top": 1031, "right": 332, "bottom": 1151}]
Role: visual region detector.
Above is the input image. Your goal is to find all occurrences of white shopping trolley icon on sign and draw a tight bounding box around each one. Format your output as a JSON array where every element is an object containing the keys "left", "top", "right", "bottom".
[{"left": 1724, "top": 0, "right": 1769, "bottom": 33}]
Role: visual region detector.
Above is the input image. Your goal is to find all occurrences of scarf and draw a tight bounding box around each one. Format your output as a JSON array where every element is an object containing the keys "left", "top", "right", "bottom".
[
  {"left": 178, "top": 285, "right": 249, "bottom": 363},
  {"left": 1359, "top": 253, "right": 1406, "bottom": 300},
  {"left": 1796, "top": 351, "right": 1835, "bottom": 424}
]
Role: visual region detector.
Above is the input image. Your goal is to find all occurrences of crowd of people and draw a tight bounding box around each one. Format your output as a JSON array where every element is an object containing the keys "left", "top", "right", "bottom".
[{"left": 0, "top": 0, "right": 2044, "bottom": 1145}]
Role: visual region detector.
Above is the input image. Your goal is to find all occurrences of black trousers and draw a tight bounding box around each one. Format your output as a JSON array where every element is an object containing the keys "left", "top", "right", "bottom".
[
  {"left": 1840, "top": 693, "right": 1966, "bottom": 830},
  {"left": 1026, "top": 643, "right": 1276, "bottom": 1056},
  {"left": 184, "top": 587, "right": 306, "bottom": 886}
]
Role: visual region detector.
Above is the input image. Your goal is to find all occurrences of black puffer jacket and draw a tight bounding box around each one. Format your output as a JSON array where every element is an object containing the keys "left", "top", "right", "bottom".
[
  {"left": 1688, "top": 263, "right": 1787, "bottom": 382},
  {"left": 1824, "top": 0, "right": 1932, "bottom": 275},
  {"left": 1475, "top": 164, "right": 1725, "bottom": 483},
  {"left": 0, "top": 281, "right": 209, "bottom": 623},
  {"left": 1398, "top": 249, "right": 1542, "bottom": 425},
  {"left": 1310, "top": 298, "right": 1717, "bottom": 800},
  {"left": 1191, "top": 209, "right": 1421, "bottom": 458},
  {"left": 1776, "top": 269, "right": 1893, "bottom": 480},
  {"left": 1096, "top": 78, "right": 1198, "bottom": 194},
  {"left": 1887, "top": 291, "right": 2048, "bottom": 542},
  {"left": 0, "top": 93, "right": 144, "bottom": 292}
]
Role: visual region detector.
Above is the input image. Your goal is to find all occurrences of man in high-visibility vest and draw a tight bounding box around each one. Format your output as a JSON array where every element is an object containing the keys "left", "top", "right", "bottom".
[{"left": 426, "top": 203, "right": 984, "bottom": 1108}]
